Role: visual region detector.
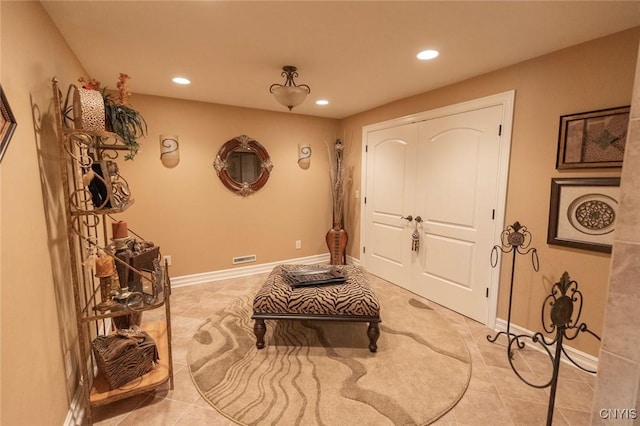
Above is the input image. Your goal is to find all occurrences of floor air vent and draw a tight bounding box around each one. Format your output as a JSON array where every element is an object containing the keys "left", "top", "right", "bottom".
[{"left": 232, "top": 254, "right": 257, "bottom": 265}]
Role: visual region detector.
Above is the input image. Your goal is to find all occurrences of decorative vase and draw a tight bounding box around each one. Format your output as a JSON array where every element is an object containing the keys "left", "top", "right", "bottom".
[
  {"left": 326, "top": 222, "right": 348, "bottom": 265},
  {"left": 73, "top": 87, "right": 106, "bottom": 131}
]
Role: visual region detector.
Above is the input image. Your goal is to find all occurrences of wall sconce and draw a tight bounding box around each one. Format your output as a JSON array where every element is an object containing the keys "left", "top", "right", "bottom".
[
  {"left": 269, "top": 65, "right": 311, "bottom": 111},
  {"left": 160, "top": 135, "right": 180, "bottom": 168},
  {"left": 298, "top": 144, "right": 312, "bottom": 169}
]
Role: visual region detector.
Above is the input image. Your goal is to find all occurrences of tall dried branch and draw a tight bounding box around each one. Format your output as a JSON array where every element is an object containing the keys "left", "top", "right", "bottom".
[{"left": 327, "top": 138, "right": 351, "bottom": 226}]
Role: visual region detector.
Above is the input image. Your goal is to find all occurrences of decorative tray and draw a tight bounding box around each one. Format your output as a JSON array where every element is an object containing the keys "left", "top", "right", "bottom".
[{"left": 282, "top": 267, "right": 347, "bottom": 288}]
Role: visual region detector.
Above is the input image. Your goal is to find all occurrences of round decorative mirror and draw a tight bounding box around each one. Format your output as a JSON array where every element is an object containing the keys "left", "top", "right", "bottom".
[{"left": 213, "top": 135, "right": 273, "bottom": 196}]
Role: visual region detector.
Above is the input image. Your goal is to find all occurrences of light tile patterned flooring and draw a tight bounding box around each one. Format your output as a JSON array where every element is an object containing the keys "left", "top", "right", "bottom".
[{"left": 93, "top": 272, "right": 595, "bottom": 425}]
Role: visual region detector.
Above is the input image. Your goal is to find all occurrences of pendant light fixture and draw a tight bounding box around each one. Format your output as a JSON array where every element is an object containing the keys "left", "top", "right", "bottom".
[{"left": 269, "top": 65, "right": 310, "bottom": 111}]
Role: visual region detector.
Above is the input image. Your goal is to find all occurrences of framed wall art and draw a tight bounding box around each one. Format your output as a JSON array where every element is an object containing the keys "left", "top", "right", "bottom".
[
  {"left": 547, "top": 177, "right": 620, "bottom": 253},
  {"left": 556, "top": 106, "right": 629, "bottom": 169},
  {"left": 0, "top": 85, "right": 18, "bottom": 163}
]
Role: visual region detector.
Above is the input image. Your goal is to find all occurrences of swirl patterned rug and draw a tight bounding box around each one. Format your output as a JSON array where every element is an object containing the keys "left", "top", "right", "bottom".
[{"left": 187, "top": 277, "right": 471, "bottom": 425}]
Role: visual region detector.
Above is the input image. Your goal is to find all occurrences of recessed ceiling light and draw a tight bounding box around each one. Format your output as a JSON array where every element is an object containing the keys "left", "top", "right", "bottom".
[
  {"left": 417, "top": 49, "right": 439, "bottom": 61},
  {"left": 172, "top": 77, "right": 191, "bottom": 85},
  {"left": 316, "top": 99, "right": 329, "bottom": 106}
]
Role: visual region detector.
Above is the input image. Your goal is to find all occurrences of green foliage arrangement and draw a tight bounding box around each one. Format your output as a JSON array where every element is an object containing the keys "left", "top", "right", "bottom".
[{"left": 103, "top": 95, "right": 147, "bottom": 160}]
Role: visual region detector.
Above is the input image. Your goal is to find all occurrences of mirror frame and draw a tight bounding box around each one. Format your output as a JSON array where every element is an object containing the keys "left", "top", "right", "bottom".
[{"left": 213, "top": 135, "right": 273, "bottom": 196}]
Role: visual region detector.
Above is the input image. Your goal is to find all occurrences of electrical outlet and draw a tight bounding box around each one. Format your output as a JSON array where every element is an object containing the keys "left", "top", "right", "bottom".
[
  {"left": 295, "top": 240, "right": 302, "bottom": 250},
  {"left": 163, "top": 255, "right": 172, "bottom": 266}
]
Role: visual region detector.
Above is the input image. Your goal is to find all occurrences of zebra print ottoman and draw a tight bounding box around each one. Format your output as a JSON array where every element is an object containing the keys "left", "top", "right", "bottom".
[{"left": 252, "top": 264, "right": 381, "bottom": 352}]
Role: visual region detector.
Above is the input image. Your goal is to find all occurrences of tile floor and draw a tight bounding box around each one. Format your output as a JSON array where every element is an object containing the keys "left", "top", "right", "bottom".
[{"left": 92, "top": 272, "right": 596, "bottom": 425}]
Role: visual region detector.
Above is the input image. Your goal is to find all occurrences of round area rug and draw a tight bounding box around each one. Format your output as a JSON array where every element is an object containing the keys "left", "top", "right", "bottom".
[{"left": 187, "top": 279, "right": 471, "bottom": 425}]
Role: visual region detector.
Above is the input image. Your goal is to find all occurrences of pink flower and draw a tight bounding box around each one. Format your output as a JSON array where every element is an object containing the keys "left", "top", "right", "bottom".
[
  {"left": 78, "top": 76, "right": 101, "bottom": 91},
  {"left": 117, "top": 73, "right": 132, "bottom": 105},
  {"left": 78, "top": 73, "right": 135, "bottom": 105}
]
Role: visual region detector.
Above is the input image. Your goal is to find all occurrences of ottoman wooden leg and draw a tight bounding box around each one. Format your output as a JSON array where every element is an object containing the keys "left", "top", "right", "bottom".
[
  {"left": 254, "top": 319, "right": 266, "bottom": 349},
  {"left": 367, "top": 322, "right": 380, "bottom": 353}
]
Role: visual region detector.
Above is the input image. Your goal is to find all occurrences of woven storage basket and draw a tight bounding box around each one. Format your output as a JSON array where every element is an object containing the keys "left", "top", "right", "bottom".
[
  {"left": 92, "top": 330, "right": 158, "bottom": 390},
  {"left": 73, "top": 87, "right": 106, "bottom": 131}
]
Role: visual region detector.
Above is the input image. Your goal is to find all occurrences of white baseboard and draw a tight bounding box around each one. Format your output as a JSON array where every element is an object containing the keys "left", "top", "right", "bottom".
[
  {"left": 64, "top": 383, "right": 86, "bottom": 426},
  {"left": 170, "top": 253, "right": 331, "bottom": 287},
  {"left": 494, "top": 318, "right": 599, "bottom": 374}
]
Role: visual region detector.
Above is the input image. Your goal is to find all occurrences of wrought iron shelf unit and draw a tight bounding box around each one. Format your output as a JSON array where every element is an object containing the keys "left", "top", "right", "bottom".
[
  {"left": 52, "top": 78, "right": 173, "bottom": 424},
  {"left": 69, "top": 199, "right": 135, "bottom": 217},
  {"left": 60, "top": 128, "right": 135, "bottom": 152}
]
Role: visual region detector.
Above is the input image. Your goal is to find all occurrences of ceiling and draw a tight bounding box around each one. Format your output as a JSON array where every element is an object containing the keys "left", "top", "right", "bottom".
[{"left": 42, "top": 1, "right": 640, "bottom": 119}]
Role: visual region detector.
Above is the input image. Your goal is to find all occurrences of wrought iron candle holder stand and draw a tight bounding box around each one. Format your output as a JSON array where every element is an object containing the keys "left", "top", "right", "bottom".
[
  {"left": 487, "top": 221, "right": 539, "bottom": 354},
  {"left": 507, "top": 272, "right": 600, "bottom": 426}
]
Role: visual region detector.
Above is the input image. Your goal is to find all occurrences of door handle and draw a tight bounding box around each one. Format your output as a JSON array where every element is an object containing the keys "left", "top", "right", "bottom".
[
  {"left": 401, "top": 215, "right": 413, "bottom": 222},
  {"left": 415, "top": 216, "right": 423, "bottom": 223}
]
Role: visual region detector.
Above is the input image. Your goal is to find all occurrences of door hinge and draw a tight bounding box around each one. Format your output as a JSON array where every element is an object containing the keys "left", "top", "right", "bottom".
[
  {"left": 363, "top": 246, "right": 366, "bottom": 254},
  {"left": 486, "top": 288, "right": 489, "bottom": 298},
  {"left": 498, "top": 124, "right": 502, "bottom": 136},
  {"left": 365, "top": 145, "right": 368, "bottom": 153},
  {"left": 492, "top": 209, "right": 495, "bottom": 220},
  {"left": 364, "top": 196, "right": 367, "bottom": 204}
]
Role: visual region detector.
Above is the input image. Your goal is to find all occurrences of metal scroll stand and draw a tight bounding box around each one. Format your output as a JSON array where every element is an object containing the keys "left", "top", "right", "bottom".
[
  {"left": 507, "top": 272, "right": 600, "bottom": 426},
  {"left": 486, "top": 221, "right": 539, "bottom": 357}
]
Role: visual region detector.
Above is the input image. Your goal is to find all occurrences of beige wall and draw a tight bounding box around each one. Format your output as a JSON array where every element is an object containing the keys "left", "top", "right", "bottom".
[
  {"left": 339, "top": 27, "right": 640, "bottom": 356},
  {"left": 1, "top": 2, "right": 87, "bottom": 424},
  {"left": 115, "top": 95, "right": 338, "bottom": 277}
]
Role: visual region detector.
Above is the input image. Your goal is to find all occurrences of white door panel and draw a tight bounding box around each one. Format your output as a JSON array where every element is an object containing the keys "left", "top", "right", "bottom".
[
  {"left": 421, "top": 128, "right": 480, "bottom": 227},
  {"left": 423, "top": 235, "right": 475, "bottom": 288},
  {"left": 371, "top": 222, "right": 405, "bottom": 265},
  {"left": 414, "top": 105, "right": 502, "bottom": 322},
  {"left": 364, "top": 124, "right": 417, "bottom": 289}
]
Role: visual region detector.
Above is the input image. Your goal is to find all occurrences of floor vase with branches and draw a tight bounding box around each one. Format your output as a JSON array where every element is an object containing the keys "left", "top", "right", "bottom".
[{"left": 326, "top": 139, "right": 349, "bottom": 265}]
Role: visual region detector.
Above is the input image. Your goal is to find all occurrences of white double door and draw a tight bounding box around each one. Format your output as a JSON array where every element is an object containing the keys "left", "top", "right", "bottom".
[{"left": 363, "top": 96, "right": 512, "bottom": 323}]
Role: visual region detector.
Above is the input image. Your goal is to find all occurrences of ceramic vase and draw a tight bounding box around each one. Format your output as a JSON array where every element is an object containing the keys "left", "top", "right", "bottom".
[{"left": 326, "top": 222, "right": 348, "bottom": 265}]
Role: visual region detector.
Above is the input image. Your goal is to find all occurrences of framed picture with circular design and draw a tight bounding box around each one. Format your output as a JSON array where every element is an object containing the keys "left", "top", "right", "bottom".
[{"left": 547, "top": 177, "right": 620, "bottom": 253}]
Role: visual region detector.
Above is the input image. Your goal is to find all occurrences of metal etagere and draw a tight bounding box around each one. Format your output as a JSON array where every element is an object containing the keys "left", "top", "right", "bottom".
[
  {"left": 52, "top": 78, "right": 173, "bottom": 424},
  {"left": 507, "top": 272, "right": 600, "bottom": 426},
  {"left": 487, "top": 221, "right": 539, "bottom": 355}
]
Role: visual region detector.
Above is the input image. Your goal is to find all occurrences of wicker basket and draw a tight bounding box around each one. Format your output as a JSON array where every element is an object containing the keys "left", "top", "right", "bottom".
[
  {"left": 92, "top": 329, "right": 159, "bottom": 390},
  {"left": 73, "top": 87, "right": 106, "bottom": 131}
]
